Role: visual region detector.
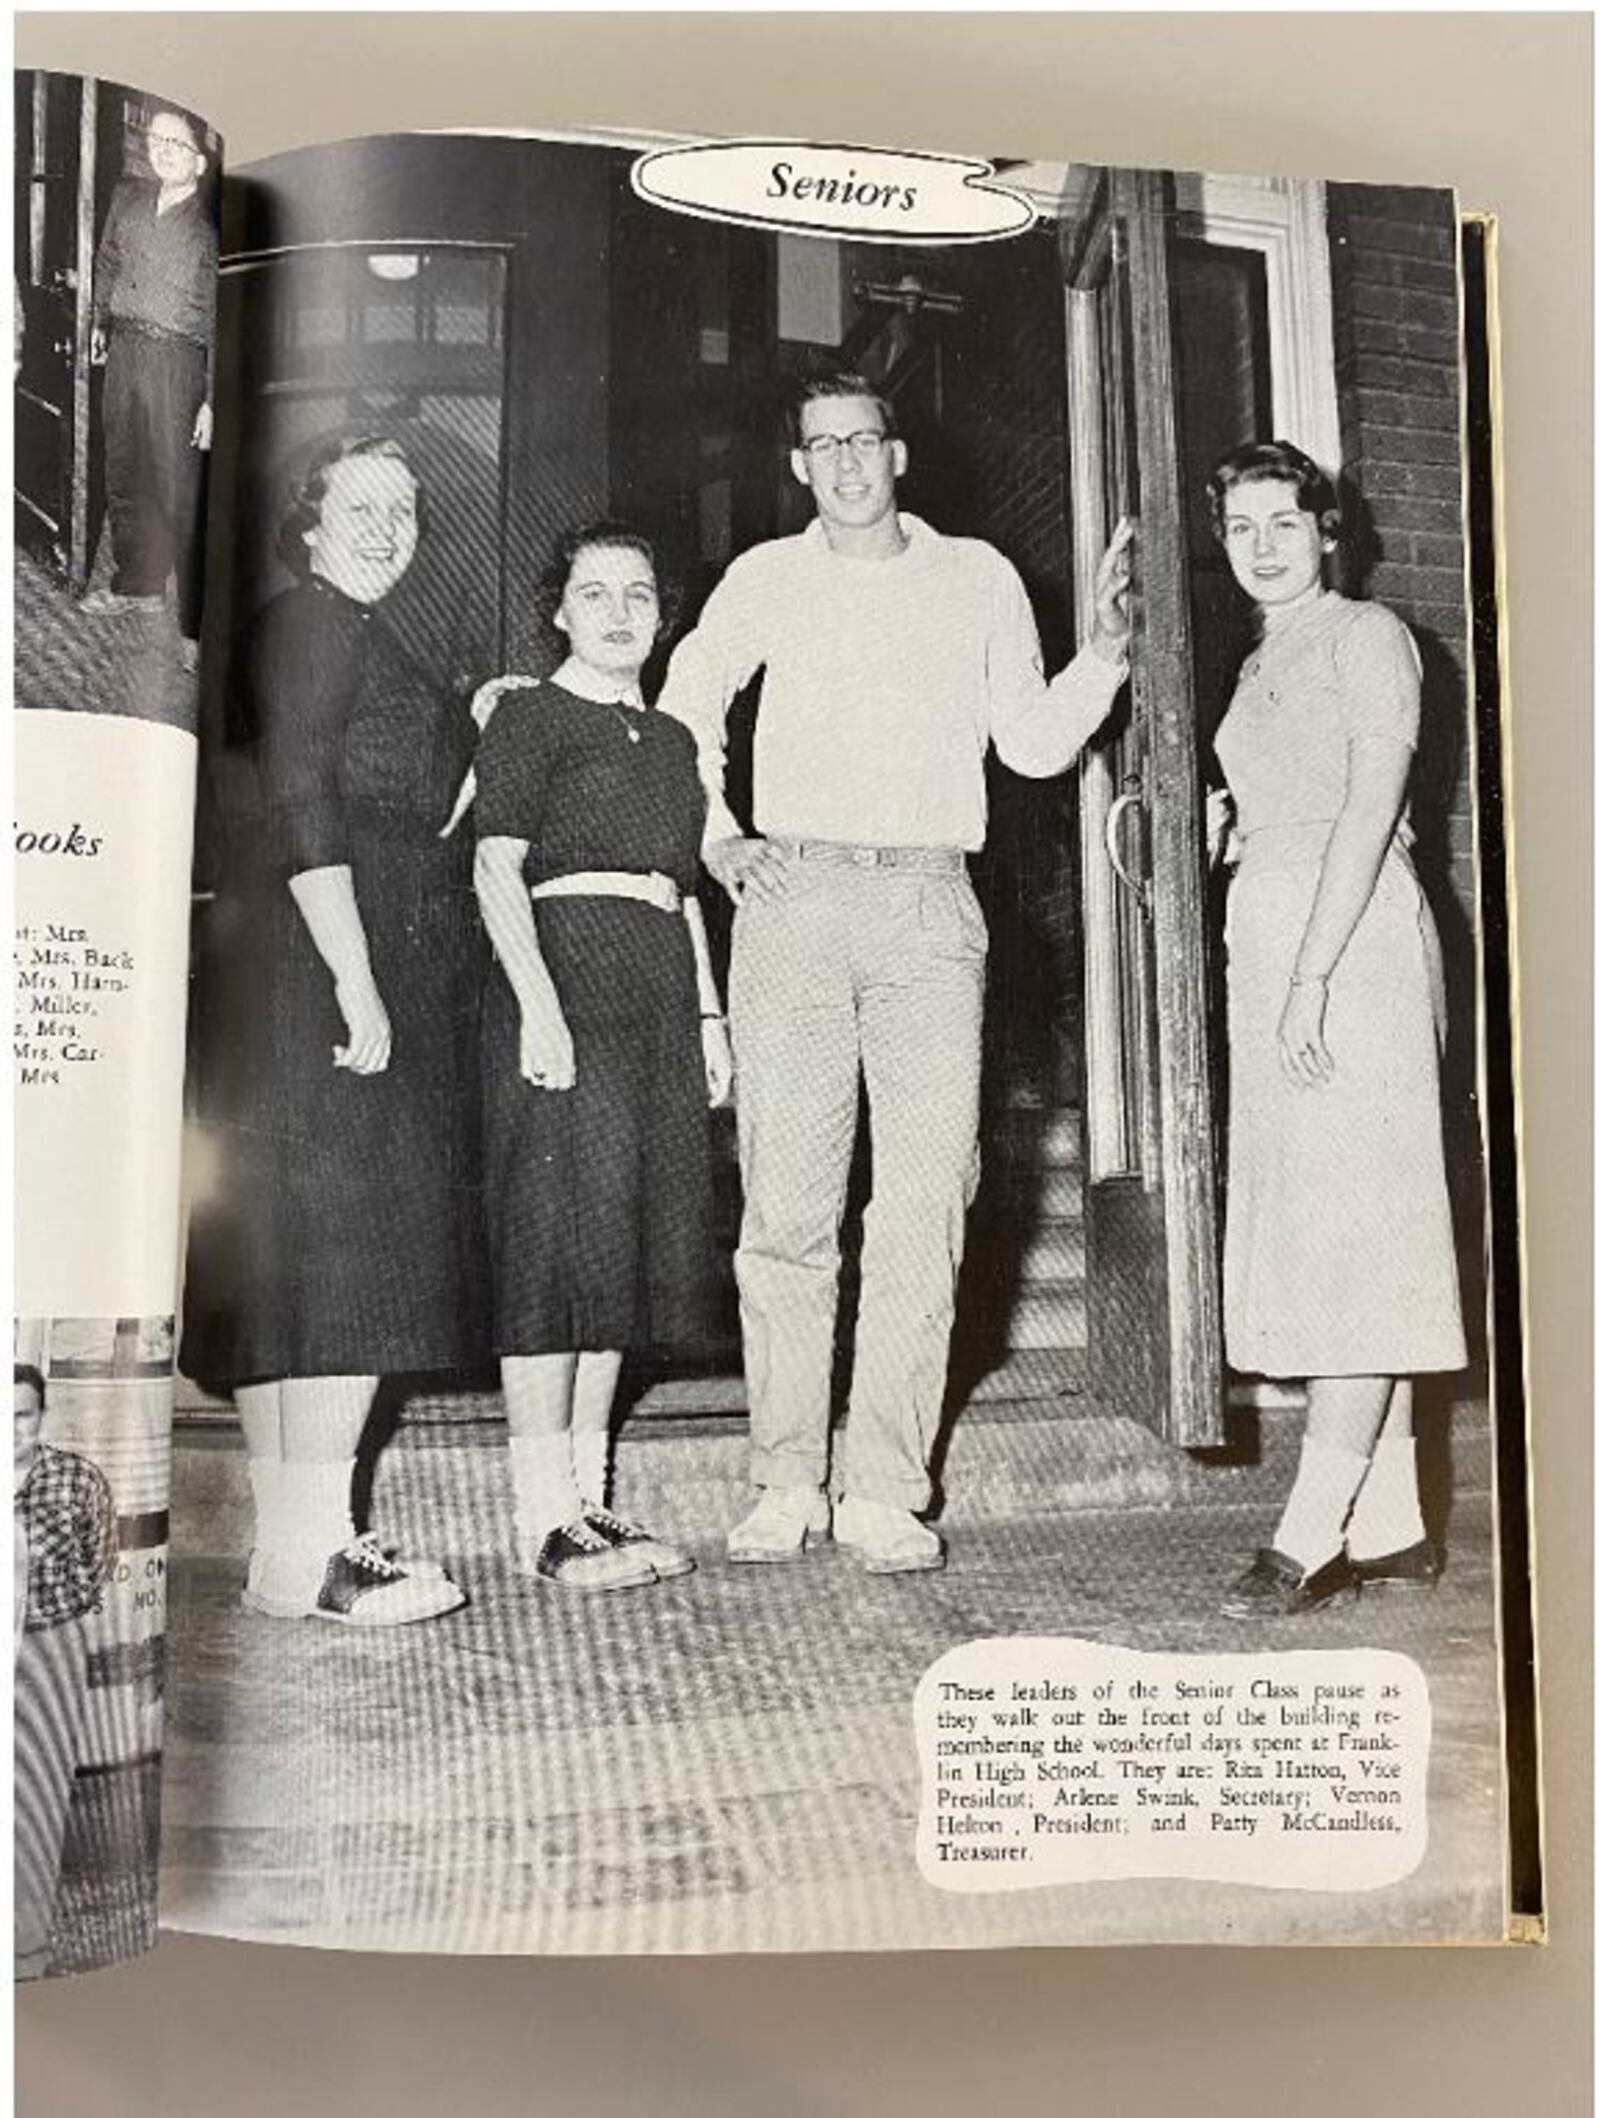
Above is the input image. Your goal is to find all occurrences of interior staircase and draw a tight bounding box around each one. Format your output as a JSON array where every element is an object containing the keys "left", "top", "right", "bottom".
[{"left": 630, "top": 1091, "right": 1088, "bottom": 1420}]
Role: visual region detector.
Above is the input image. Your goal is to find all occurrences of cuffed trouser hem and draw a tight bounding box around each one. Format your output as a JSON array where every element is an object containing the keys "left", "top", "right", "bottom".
[
  {"left": 839, "top": 1464, "right": 933, "bottom": 1513},
  {"left": 746, "top": 1446, "right": 829, "bottom": 1494}
]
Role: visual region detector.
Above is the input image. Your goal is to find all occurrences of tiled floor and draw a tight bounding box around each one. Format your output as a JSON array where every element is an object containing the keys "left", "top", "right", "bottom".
[
  {"left": 43, "top": 1759, "right": 161, "bottom": 1978},
  {"left": 159, "top": 1398, "right": 1513, "bottom": 1954},
  {"left": 14, "top": 548, "right": 197, "bottom": 729}
]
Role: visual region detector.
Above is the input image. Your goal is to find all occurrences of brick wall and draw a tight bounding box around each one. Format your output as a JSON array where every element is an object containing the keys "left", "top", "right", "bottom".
[
  {"left": 1325, "top": 183, "right": 1475, "bottom": 934},
  {"left": 1325, "top": 181, "right": 1483, "bottom": 1271}
]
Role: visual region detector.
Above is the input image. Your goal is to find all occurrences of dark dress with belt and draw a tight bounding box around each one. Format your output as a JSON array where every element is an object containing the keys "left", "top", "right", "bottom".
[
  {"left": 475, "top": 679, "right": 717, "bottom": 1355},
  {"left": 182, "top": 575, "right": 486, "bottom": 1388}
]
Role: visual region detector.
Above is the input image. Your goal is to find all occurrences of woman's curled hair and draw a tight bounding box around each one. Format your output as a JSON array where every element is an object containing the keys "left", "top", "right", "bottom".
[
  {"left": 276, "top": 433, "right": 426, "bottom": 580},
  {"left": 1205, "top": 439, "right": 1342, "bottom": 547},
  {"left": 537, "top": 520, "right": 681, "bottom": 641}
]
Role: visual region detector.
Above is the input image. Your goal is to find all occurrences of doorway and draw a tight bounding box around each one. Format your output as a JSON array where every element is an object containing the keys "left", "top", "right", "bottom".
[{"left": 14, "top": 70, "right": 97, "bottom": 589}]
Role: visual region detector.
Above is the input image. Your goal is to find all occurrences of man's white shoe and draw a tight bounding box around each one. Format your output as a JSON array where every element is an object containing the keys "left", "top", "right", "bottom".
[
  {"left": 727, "top": 1486, "right": 832, "bottom": 1564},
  {"left": 834, "top": 1495, "right": 944, "bottom": 1575}
]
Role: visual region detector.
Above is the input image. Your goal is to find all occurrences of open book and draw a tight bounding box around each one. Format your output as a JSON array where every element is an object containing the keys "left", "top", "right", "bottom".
[{"left": 13, "top": 71, "right": 1540, "bottom": 1975}]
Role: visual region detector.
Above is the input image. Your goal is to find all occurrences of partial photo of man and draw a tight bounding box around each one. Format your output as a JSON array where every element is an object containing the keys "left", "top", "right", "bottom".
[
  {"left": 83, "top": 104, "right": 217, "bottom": 673},
  {"left": 659, "top": 369, "right": 1133, "bottom": 1575}
]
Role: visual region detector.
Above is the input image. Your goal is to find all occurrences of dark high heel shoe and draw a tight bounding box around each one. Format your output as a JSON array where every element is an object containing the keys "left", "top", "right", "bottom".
[
  {"left": 1220, "top": 1547, "right": 1359, "bottom": 1619},
  {"left": 1349, "top": 1539, "right": 1443, "bottom": 1589}
]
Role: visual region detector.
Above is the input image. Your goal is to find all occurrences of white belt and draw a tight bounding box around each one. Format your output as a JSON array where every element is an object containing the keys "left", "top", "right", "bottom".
[{"left": 529, "top": 869, "right": 682, "bottom": 914}]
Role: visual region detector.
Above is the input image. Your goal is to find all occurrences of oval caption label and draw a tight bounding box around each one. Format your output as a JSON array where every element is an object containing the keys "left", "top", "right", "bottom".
[{"left": 632, "top": 140, "right": 1036, "bottom": 247}]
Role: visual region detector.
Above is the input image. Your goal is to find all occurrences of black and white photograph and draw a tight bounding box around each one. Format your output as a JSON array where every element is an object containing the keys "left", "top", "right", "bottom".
[
  {"left": 13, "top": 1315, "right": 172, "bottom": 1979},
  {"left": 14, "top": 70, "right": 219, "bottom": 733},
  {"left": 155, "top": 127, "right": 1530, "bottom": 1956}
]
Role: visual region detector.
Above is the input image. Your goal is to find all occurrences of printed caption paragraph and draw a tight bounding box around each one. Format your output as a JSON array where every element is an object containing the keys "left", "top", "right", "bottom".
[
  {"left": 916, "top": 1641, "right": 1430, "bottom": 1892},
  {"left": 14, "top": 915, "right": 133, "bottom": 1090},
  {"left": 14, "top": 713, "right": 196, "bottom": 1318}
]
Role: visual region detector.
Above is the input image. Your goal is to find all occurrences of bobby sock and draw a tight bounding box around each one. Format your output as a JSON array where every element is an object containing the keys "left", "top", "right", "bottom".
[
  {"left": 1271, "top": 1440, "right": 1371, "bottom": 1573},
  {"left": 508, "top": 1433, "right": 583, "bottom": 1543},
  {"left": 247, "top": 1458, "right": 356, "bottom": 1599},
  {"left": 1345, "top": 1428, "right": 1426, "bottom": 1561},
  {"left": 571, "top": 1427, "right": 610, "bottom": 1513}
]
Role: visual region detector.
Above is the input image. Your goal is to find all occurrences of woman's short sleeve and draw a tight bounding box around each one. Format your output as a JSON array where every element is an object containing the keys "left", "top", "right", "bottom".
[
  {"left": 474, "top": 686, "right": 563, "bottom": 844},
  {"left": 1333, "top": 600, "right": 1423, "bottom": 749},
  {"left": 250, "top": 591, "right": 361, "bottom": 877}
]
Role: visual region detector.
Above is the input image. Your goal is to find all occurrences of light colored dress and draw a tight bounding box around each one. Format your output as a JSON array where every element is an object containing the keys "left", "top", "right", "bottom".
[{"left": 1213, "top": 590, "right": 1467, "bottom": 1378}]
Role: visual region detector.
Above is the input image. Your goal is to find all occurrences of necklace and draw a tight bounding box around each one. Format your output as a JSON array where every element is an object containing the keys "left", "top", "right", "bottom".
[{"left": 556, "top": 663, "right": 646, "bottom": 742}]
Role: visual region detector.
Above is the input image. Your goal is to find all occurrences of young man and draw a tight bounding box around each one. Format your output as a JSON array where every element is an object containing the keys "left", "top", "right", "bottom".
[
  {"left": 83, "top": 105, "right": 217, "bottom": 671},
  {"left": 14, "top": 1362, "right": 118, "bottom": 1977},
  {"left": 658, "top": 371, "right": 1132, "bottom": 1573}
]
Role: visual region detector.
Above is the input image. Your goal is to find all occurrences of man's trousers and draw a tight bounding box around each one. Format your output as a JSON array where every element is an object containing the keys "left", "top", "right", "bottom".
[
  {"left": 728, "top": 849, "right": 986, "bottom": 1512},
  {"left": 101, "top": 322, "right": 207, "bottom": 640}
]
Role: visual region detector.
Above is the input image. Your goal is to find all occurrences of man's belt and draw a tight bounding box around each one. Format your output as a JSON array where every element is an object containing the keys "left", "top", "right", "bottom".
[
  {"left": 108, "top": 315, "right": 206, "bottom": 350},
  {"left": 773, "top": 838, "right": 967, "bottom": 876}
]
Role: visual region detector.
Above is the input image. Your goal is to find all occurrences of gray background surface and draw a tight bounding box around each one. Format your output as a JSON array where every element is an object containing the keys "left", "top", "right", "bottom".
[{"left": 14, "top": 13, "right": 1591, "bottom": 2115}]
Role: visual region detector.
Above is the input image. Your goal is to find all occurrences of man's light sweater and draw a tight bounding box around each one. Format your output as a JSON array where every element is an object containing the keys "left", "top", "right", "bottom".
[{"left": 658, "top": 514, "right": 1124, "bottom": 851}]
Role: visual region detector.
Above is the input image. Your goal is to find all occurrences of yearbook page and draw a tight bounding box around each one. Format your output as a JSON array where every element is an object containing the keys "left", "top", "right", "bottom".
[
  {"left": 12, "top": 104, "right": 1538, "bottom": 1969},
  {"left": 13, "top": 68, "right": 223, "bottom": 1978},
  {"left": 159, "top": 125, "right": 1537, "bottom": 1955}
]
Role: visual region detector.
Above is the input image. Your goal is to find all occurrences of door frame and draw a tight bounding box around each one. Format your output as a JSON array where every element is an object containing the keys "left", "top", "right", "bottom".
[
  {"left": 1011, "top": 162, "right": 1343, "bottom": 1437},
  {"left": 1006, "top": 162, "right": 1341, "bottom": 471},
  {"left": 1007, "top": 160, "right": 1341, "bottom": 1172},
  {"left": 14, "top": 71, "right": 99, "bottom": 588}
]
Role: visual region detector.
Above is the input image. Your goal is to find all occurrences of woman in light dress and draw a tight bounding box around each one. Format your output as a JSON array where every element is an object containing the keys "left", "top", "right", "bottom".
[{"left": 1207, "top": 441, "right": 1466, "bottom": 1619}]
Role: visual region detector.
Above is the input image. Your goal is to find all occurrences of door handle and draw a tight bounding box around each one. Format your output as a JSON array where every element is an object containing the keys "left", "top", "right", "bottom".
[{"left": 1105, "top": 788, "right": 1150, "bottom": 914}]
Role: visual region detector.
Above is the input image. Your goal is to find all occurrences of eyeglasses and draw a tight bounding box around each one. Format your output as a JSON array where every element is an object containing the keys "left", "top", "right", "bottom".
[{"left": 798, "top": 430, "right": 889, "bottom": 464}]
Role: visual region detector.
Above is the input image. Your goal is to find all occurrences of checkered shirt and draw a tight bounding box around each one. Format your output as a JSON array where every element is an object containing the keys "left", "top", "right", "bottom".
[{"left": 17, "top": 1444, "right": 118, "bottom": 1630}]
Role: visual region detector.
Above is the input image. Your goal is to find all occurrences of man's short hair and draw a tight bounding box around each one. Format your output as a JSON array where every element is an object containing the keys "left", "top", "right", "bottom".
[
  {"left": 787, "top": 369, "right": 897, "bottom": 448},
  {"left": 14, "top": 1363, "right": 46, "bottom": 1408},
  {"left": 148, "top": 107, "right": 201, "bottom": 146}
]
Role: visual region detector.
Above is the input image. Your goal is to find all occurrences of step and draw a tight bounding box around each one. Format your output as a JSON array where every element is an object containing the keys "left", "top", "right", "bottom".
[
  {"left": 688, "top": 1210, "right": 1090, "bottom": 1355},
  {"left": 998, "top": 1163, "right": 1082, "bottom": 1219},
  {"left": 991, "top": 1106, "right": 1081, "bottom": 1169},
  {"left": 712, "top": 1101, "right": 1076, "bottom": 1152},
  {"left": 1014, "top": 1220, "right": 1086, "bottom": 1286},
  {"left": 708, "top": 1184, "right": 1085, "bottom": 1267},
  {"left": 999, "top": 1283, "right": 1088, "bottom": 1349},
  {"left": 712, "top": 1112, "right": 1084, "bottom": 1186},
  {"left": 170, "top": 1386, "right": 1495, "bottom": 1565},
  {"left": 174, "top": 1367, "right": 1495, "bottom": 1489},
  {"left": 629, "top": 1346, "right": 1086, "bottom": 1420},
  {"left": 1231, "top": 1392, "right": 1495, "bottom": 1487},
  {"left": 165, "top": 1405, "right": 1221, "bottom": 1559}
]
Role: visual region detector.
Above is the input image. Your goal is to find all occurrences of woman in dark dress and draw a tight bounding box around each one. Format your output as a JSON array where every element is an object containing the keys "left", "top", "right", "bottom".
[
  {"left": 183, "top": 435, "right": 482, "bottom": 1626},
  {"left": 473, "top": 523, "right": 730, "bottom": 1591}
]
